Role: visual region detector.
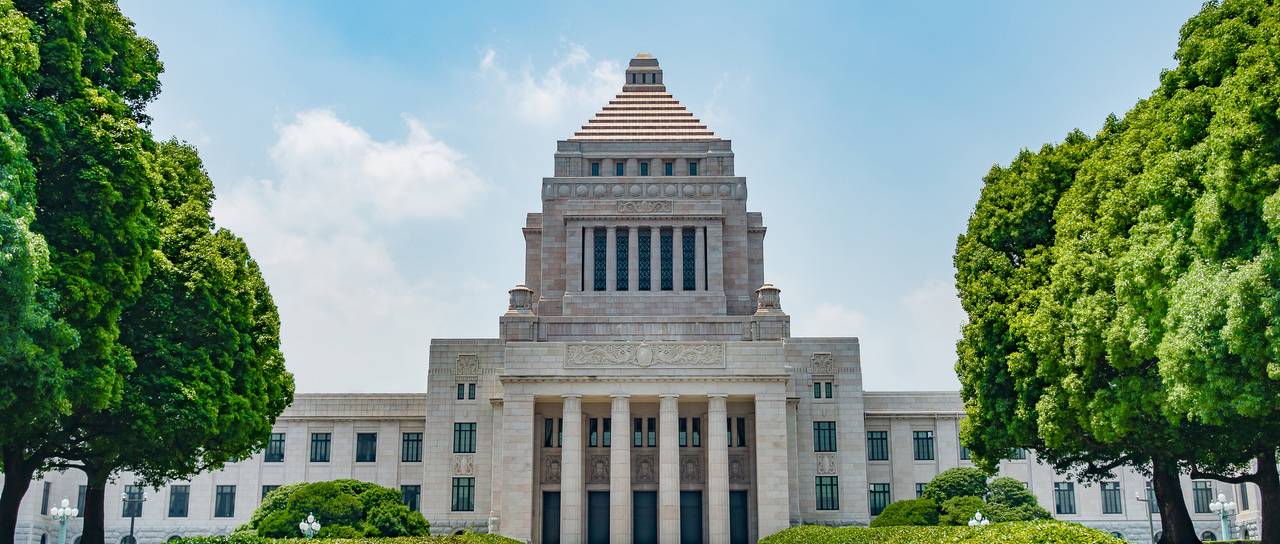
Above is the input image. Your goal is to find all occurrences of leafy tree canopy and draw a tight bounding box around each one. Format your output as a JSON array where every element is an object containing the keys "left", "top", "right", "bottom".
[
  {"left": 921, "top": 468, "right": 988, "bottom": 505},
  {"left": 242, "top": 480, "right": 429, "bottom": 538}
]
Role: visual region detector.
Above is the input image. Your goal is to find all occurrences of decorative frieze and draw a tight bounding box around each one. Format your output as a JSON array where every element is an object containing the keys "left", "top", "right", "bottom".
[
  {"left": 728, "top": 453, "right": 750, "bottom": 484},
  {"left": 815, "top": 453, "right": 838, "bottom": 475},
  {"left": 633, "top": 453, "right": 657, "bottom": 484},
  {"left": 617, "top": 200, "right": 673, "bottom": 214},
  {"left": 456, "top": 354, "right": 480, "bottom": 377},
  {"left": 541, "top": 455, "right": 561, "bottom": 484},
  {"left": 565, "top": 342, "right": 726, "bottom": 369},
  {"left": 587, "top": 455, "right": 610, "bottom": 484},
  {"left": 811, "top": 353, "right": 835, "bottom": 375},
  {"left": 544, "top": 181, "right": 746, "bottom": 201},
  {"left": 680, "top": 454, "right": 703, "bottom": 484},
  {"left": 453, "top": 454, "right": 475, "bottom": 476}
]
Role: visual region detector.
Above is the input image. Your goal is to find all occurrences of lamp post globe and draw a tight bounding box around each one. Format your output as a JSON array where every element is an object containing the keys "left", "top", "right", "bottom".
[
  {"left": 967, "top": 512, "right": 990, "bottom": 527},
  {"left": 299, "top": 513, "right": 321, "bottom": 539},
  {"left": 1209, "top": 492, "right": 1236, "bottom": 540},
  {"left": 51, "top": 498, "right": 77, "bottom": 544}
]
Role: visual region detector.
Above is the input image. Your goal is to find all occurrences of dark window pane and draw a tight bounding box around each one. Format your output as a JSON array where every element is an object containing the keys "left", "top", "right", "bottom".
[
  {"left": 1054, "top": 482, "right": 1076, "bottom": 515},
  {"left": 867, "top": 431, "right": 889, "bottom": 461},
  {"left": 660, "top": 229, "right": 673, "bottom": 290},
  {"left": 1102, "top": 482, "right": 1122, "bottom": 514},
  {"left": 452, "top": 478, "right": 475, "bottom": 511},
  {"left": 591, "top": 162, "right": 600, "bottom": 176},
  {"left": 735, "top": 417, "right": 746, "bottom": 447},
  {"left": 265, "top": 433, "right": 285, "bottom": 462},
  {"left": 640, "top": 162, "right": 649, "bottom": 176},
  {"left": 913, "top": 431, "right": 934, "bottom": 461},
  {"left": 402, "top": 432, "right": 423, "bottom": 462},
  {"left": 868, "top": 483, "right": 889, "bottom": 515},
  {"left": 664, "top": 161, "right": 673, "bottom": 176},
  {"left": 167, "top": 485, "right": 188, "bottom": 518},
  {"left": 214, "top": 486, "right": 236, "bottom": 518},
  {"left": 679, "top": 418, "right": 688, "bottom": 447},
  {"left": 261, "top": 485, "right": 279, "bottom": 500},
  {"left": 814, "top": 421, "right": 837, "bottom": 453},
  {"left": 77, "top": 486, "right": 87, "bottom": 517},
  {"left": 589, "top": 418, "right": 599, "bottom": 448},
  {"left": 544, "top": 418, "right": 556, "bottom": 448},
  {"left": 634, "top": 417, "right": 643, "bottom": 448},
  {"left": 647, "top": 417, "right": 657, "bottom": 447},
  {"left": 457, "top": 383, "right": 465, "bottom": 400},
  {"left": 1194, "top": 481, "right": 1212, "bottom": 513},
  {"left": 692, "top": 417, "right": 701, "bottom": 447},
  {"left": 468, "top": 383, "right": 476, "bottom": 400},
  {"left": 1240, "top": 482, "right": 1251, "bottom": 511},
  {"left": 603, "top": 418, "right": 611, "bottom": 447},
  {"left": 122, "top": 485, "right": 143, "bottom": 518},
  {"left": 593, "top": 228, "right": 607, "bottom": 291},
  {"left": 916, "top": 483, "right": 927, "bottom": 498},
  {"left": 813, "top": 383, "right": 822, "bottom": 399},
  {"left": 825, "top": 382, "right": 833, "bottom": 398},
  {"left": 453, "top": 423, "right": 477, "bottom": 453},
  {"left": 402, "top": 485, "right": 421, "bottom": 512},
  {"left": 682, "top": 227, "right": 696, "bottom": 290},
  {"left": 818, "top": 477, "right": 842, "bottom": 511},
  {"left": 356, "top": 433, "right": 377, "bottom": 462},
  {"left": 616, "top": 228, "right": 629, "bottom": 291},
  {"left": 688, "top": 161, "right": 698, "bottom": 176},
  {"left": 638, "top": 228, "right": 651, "bottom": 290},
  {"left": 615, "top": 162, "right": 625, "bottom": 176}
]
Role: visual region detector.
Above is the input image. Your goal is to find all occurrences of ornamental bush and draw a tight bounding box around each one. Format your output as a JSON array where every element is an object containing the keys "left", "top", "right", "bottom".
[
  {"left": 920, "top": 468, "right": 988, "bottom": 504},
  {"left": 985, "top": 477, "right": 1051, "bottom": 522},
  {"left": 868, "top": 499, "right": 938, "bottom": 527},
  {"left": 759, "top": 521, "right": 1125, "bottom": 544},
  {"left": 174, "top": 535, "right": 518, "bottom": 544},
  {"left": 939, "top": 496, "right": 988, "bottom": 526},
  {"left": 240, "top": 480, "right": 429, "bottom": 538}
]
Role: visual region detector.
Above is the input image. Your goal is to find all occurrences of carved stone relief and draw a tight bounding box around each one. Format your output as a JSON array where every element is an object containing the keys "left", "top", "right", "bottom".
[
  {"left": 588, "top": 455, "right": 610, "bottom": 484},
  {"left": 728, "top": 453, "right": 750, "bottom": 484},
  {"left": 811, "top": 352, "right": 835, "bottom": 375},
  {"left": 680, "top": 454, "right": 703, "bottom": 484},
  {"left": 565, "top": 342, "right": 725, "bottom": 369},
  {"left": 815, "top": 453, "right": 838, "bottom": 475},
  {"left": 541, "top": 455, "right": 561, "bottom": 484},
  {"left": 453, "top": 454, "right": 475, "bottom": 476},
  {"left": 456, "top": 354, "right": 480, "bottom": 377},
  {"left": 634, "top": 454, "right": 657, "bottom": 484},
  {"left": 617, "top": 200, "right": 674, "bottom": 214}
]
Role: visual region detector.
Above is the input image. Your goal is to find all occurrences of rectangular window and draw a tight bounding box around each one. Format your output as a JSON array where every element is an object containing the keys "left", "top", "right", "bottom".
[
  {"left": 77, "top": 485, "right": 86, "bottom": 517},
  {"left": 1240, "top": 482, "right": 1251, "bottom": 511},
  {"left": 825, "top": 382, "right": 833, "bottom": 398},
  {"left": 647, "top": 417, "right": 657, "bottom": 447},
  {"left": 813, "top": 382, "right": 822, "bottom": 399},
  {"left": 615, "top": 161, "right": 625, "bottom": 176},
  {"left": 868, "top": 483, "right": 890, "bottom": 515},
  {"left": 633, "top": 417, "right": 643, "bottom": 448},
  {"left": 639, "top": 162, "right": 649, "bottom": 176},
  {"left": 736, "top": 417, "right": 747, "bottom": 447},
  {"left": 688, "top": 161, "right": 698, "bottom": 176},
  {"left": 912, "top": 431, "right": 935, "bottom": 461},
  {"left": 660, "top": 228, "right": 673, "bottom": 290},
  {"left": 691, "top": 417, "right": 701, "bottom": 447},
  {"left": 1101, "top": 482, "right": 1123, "bottom": 514},
  {"left": 616, "top": 227, "right": 629, "bottom": 291},
  {"left": 637, "top": 228, "right": 651, "bottom": 291},
  {"left": 959, "top": 442, "right": 970, "bottom": 461},
  {"left": 664, "top": 161, "right": 674, "bottom": 176},
  {"left": 1054, "top": 482, "right": 1076, "bottom": 515},
  {"left": 679, "top": 418, "right": 688, "bottom": 447},
  {"left": 916, "top": 483, "right": 927, "bottom": 498},
  {"left": 558, "top": 417, "right": 563, "bottom": 447},
  {"left": 593, "top": 227, "right": 607, "bottom": 291},
  {"left": 603, "top": 418, "right": 611, "bottom": 447},
  {"left": 468, "top": 383, "right": 476, "bottom": 400},
  {"left": 453, "top": 423, "right": 477, "bottom": 453},
  {"left": 1194, "top": 481, "right": 1213, "bottom": 513},
  {"left": 355, "top": 432, "right": 377, "bottom": 462},
  {"left": 591, "top": 162, "right": 600, "bottom": 176},
  {"left": 681, "top": 227, "right": 696, "bottom": 290},
  {"left": 402, "top": 432, "right": 423, "bottom": 462},
  {"left": 41, "top": 482, "right": 50, "bottom": 515},
  {"left": 456, "top": 383, "right": 465, "bottom": 400},
  {"left": 814, "top": 421, "right": 837, "bottom": 452},
  {"left": 589, "top": 418, "right": 599, "bottom": 448},
  {"left": 543, "top": 418, "right": 555, "bottom": 448},
  {"left": 122, "top": 485, "right": 144, "bottom": 517},
  {"left": 452, "top": 478, "right": 475, "bottom": 511},
  {"left": 867, "top": 431, "right": 889, "bottom": 461},
  {"left": 265, "top": 432, "right": 285, "bottom": 462},
  {"left": 1146, "top": 481, "right": 1159, "bottom": 513},
  {"left": 402, "top": 485, "right": 421, "bottom": 512},
  {"left": 214, "top": 485, "right": 236, "bottom": 518},
  {"left": 817, "top": 477, "right": 841, "bottom": 511},
  {"left": 727, "top": 417, "right": 733, "bottom": 447},
  {"left": 261, "top": 485, "right": 279, "bottom": 500},
  {"left": 1008, "top": 448, "right": 1027, "bottom": 460},
  {"left": 168, "top": 485, "right": 189, "bottom": 518}
]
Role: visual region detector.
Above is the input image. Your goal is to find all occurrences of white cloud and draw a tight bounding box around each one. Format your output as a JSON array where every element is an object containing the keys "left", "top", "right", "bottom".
[
  {"left": 214, "top": 109, "right": 488, "bottom": 392},
  {"left": 478, "top": 43, "right": 622, "bottom": 126},
  {"left": 806, "top": 302, "right": 871, "bottom": 338}
]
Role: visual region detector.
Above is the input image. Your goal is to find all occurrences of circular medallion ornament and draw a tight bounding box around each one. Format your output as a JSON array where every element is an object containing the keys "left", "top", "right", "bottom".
[{"left": 635, "top": 343, "right": 654, "bottom": 366}]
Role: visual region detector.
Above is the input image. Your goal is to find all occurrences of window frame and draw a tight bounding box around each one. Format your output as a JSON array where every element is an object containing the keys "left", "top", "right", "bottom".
[
  {"left": 451, "top": 478, "right": 475, "bottom": 512},
  {"left": 264, "top": 432, "right": 285, "bottom": 462},
  {"left": 167, "top": 485, "right": 189, "bottom": 518},
  {"left": 1101, "top": 481, "right": 1123, "bottom": 515},
  {"left": 453, "top": 422, "right": 477, "bottom": 454},
  {"left": 401, "top": 432, "right": 423, "bottom": 462},
  {"left": 615, "top": 161, "right": 625, "bottom": 176},
  {"left": 590, "top": 162, "right": 600, "bottom": 176},
  {"left": 813, "top": 421, "right": 837, "bottom": 453},
  {"left": 1053, "top": 482, "right": 1077, "bottom": 515},
  {"left": 309, "top": 431, "right": 334, "bottom": 461},
  {"left": 122, "top": 485, "right": 144, "bottom": 518},
  {"left": 912, "top": 430, "right": 935, "bottom": 461},
  {"left": 355, "top": 432, "right": 378, "bottom": 463},
  {"left": 866, "top": 431, "right": 889, "bottom": 461},
  {"left": 1193, "top": 481, "right": 1213, "bottom": 514},
  {"left": 213, "top": 485, "right": 236, "bottom": 518},
  {"left": 816, "top": 477, "right": 841, "bottom": 511},
  {"left": 868, "top": 482, "right": 890, "bottom": 515},
  {"left": 402, "top": 485, "right": 421, "bottom": 512}
]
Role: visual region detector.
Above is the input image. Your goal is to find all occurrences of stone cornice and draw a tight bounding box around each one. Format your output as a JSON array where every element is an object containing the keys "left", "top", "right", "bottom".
[{"left": 498, "top": 374, "right": 789, "bottom": 384}]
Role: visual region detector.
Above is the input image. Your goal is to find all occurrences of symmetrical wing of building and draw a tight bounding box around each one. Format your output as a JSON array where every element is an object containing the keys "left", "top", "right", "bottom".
[{"left": 2, "top": 53, "right": 1262, "bottom": 544}]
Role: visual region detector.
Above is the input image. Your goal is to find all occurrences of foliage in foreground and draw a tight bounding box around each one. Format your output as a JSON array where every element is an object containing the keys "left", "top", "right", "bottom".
[
  {"left": 174, "top": 535, "right": 518, "bottom": 544},
  {"left": 868, "top": 499, "right": 938, "bottom": 527},
  {"left": 241, "top": 480, "right": 429, "bottom": 538},
  {"left": 760, "top": 521, "right": 1124, "bottom": 544}
]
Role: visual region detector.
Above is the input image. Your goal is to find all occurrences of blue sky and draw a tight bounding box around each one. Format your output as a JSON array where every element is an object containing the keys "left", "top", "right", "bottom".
[{"left": 119, "top": 0, "right": 1205, "bottom": 393}]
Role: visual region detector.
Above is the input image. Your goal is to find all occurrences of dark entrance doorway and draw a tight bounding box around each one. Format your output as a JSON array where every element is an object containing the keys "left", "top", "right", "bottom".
[
  {"left": 587, "top": 491, "right": 609, "bottom": 544},
  {"left": 730, "top": 490, "right": 749, "bottom": 544},
  {"left": 633, "top": 491, "right": 658, "bottom": 544},
  {"left": 541, "top": 491, "right": 560, "bottom": 544},
  {"left": 680, "top": 491, "right": 703, "bottom": 544}
]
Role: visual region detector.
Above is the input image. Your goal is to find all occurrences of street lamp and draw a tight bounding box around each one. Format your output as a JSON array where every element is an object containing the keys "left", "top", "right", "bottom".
[
  {"left": 1135, "top": 491, "right": 1156, "bottom": 544},
  {"left": 120, "top": 489, "right": 148, "bottom": 544},
  {"left": 50, "top": 498, "right": 78, "bottom": 544},
  {"left": 1209, "top": 492, "right": 1237, "bottom": 540},
  {"left": 298, "top": 513, "right": 321, "bottom": 539},
  {"left": 967, "top": 511, "right": 990, "bottom": 527}
]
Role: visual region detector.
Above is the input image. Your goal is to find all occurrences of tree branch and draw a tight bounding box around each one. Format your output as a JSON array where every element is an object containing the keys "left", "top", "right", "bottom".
[{"left": 1189, "top": 465, "right": 1258, "bottom": 484}]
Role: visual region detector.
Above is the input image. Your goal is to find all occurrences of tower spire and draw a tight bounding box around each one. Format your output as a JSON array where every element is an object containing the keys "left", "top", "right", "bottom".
[{"left": 624, "top": 52, "right": 664, "bottom": 91}]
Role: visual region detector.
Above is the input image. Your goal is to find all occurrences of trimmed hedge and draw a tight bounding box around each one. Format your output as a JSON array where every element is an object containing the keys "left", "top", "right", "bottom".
[
  {"left": 242, "top": 480, "right": 428, "bottom": 537},
  {"left": 868, "top": 499, "right": 938, "bottom": 527},
  {"left": 174, "top": 535, "right": 519, "bottom": 544},
  {"left": 760, "top": 521, "right": 1125, "bottom": 544}
]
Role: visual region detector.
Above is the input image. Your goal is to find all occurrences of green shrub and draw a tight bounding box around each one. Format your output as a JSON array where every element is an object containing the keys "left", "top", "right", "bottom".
[
  {"left": 921, "top": 468, "right": 988, "bottom": 504},
  {"left": 984, "top": 478, "right": 1051, "bottom": 521},
  {"left": 939, "top": 496, "right": 987, "bottom": 526},
  {"left": 173, "top": 535, "right": 519, "bottom": 544},
  {"left": 238, "top": 479, "right": 429, "bottom": 538},
  {"left": 759, "top": 521, "right": 1125, "bottom": 543},
  {"left": 868, "top": 499, "right": 938, "bottom": 527}
]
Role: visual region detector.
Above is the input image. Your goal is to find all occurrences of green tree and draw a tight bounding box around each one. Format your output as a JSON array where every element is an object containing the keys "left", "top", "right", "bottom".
[
  {"left": 955, "top": 2, "right": 1280, "bottom": 542},
  {"left": 242, "top": 480, "right": 429, "bottom": 538},
  {"left": 0, "top": 1, "right": 161, "bottom": 542},
  {"left": 69, "top": 141, "right": 294, "bottom": 544},
  {"left": 985, "top": 477, "right": 1051, "bottom": 522},
  {"left": 938, "top": 496, "right": 987, "bottom": 526},
  {"left": 868, "top": 498, "right": 939, "bottom": 527},
  {"left": 921, "top": 468, "right": 988, "bottom": 505}
]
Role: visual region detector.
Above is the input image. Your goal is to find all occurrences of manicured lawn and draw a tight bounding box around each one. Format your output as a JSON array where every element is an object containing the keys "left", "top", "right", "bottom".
[{"left": 760, "top": 521, "right": 1125, "bottom": 543}]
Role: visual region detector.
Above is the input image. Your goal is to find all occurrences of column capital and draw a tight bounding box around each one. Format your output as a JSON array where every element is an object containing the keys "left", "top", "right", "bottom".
[
  {"left": 561, "top": 393, "right": 583, "bottom": 400},
  {"left": 609, "top": 394, "right": 631, "bottom": 399},
  {"left": 706, "top": 393, "right": 729, "bottom": 399},
  {"left": 658, "top": 393, "right": 681, "bottom": 400}
]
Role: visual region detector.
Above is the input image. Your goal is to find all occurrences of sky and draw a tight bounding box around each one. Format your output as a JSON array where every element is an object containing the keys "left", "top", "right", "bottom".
[{"left": 118, "top": 0, "right": 1205, "bottom": 394}]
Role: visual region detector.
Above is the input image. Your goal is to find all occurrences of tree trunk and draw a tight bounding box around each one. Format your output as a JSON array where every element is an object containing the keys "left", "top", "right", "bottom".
[
  {"left": 0, "top": 448, "right": 36, "bottom": 544},
  {"left": 79, "top": 467, "right": 109, "bottom": 544},
  {"left": 1257, "top": 451, "right": 1280, "bottom": 544},
  {"left": 1152, "top": 457, "right": 1200, "bottom": 544}
]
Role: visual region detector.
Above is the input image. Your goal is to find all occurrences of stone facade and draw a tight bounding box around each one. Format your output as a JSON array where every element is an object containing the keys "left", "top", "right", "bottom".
[{"left": 2, "top": 53, "right": 1264, "bottom": 544}]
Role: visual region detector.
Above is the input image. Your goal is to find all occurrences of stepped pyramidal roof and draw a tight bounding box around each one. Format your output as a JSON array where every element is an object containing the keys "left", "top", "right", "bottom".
[{"left": 570, "top": 52, "right": 719, "bottom": 141}]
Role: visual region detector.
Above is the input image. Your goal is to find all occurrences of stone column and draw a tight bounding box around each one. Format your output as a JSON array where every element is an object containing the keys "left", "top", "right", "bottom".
[
  {"left": 489, "top": 399, "right": 504, "bottom": 531},
  {"left": 707, "top": 394, "right": 730, "bottom": 544},
  {"left": 695, "top": 226, "right": 706, "bottom": 291},
  {"left": 500, "top": 395, "right": 535, "bottom": 542},
  {"left": 610, "top": 395, "right": 632, "bottom": 544},
  {"left": 674, "top": 228, "right": 686, "bottom": 291},
  {"left": 786, "top": 399, "right": 800, "bottom": 523},
  {"left": 755, "top": 393, "right": 791, "bottom": 537},
  {"left": 561, "top": 395, "right": 584, "bottom": 544},
  {"left": 583, "top": 226, "right": 595, "bottom": 292},
  {"left": 707, "top": 223, "right": 724, "bottom": 292},
  {"left": 606, "top": 226, "right": 617, "bottom": 292},
  {"left": 650, "top": 226, "right": 662, "bottom": 291},
  {"left": 628, "top": 226, "right": 639, "bottom": 292},
  {"left": 567, "top": 226, "right": 583, "bottom": 293},
  {"left": 659, "top": 394, "right": 681, "bottom": 543}
]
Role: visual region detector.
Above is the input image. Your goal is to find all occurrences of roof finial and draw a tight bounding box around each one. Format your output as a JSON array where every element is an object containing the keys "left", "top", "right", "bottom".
[{"left": 625, "top": 52, "right": 663, "bottom": 90}]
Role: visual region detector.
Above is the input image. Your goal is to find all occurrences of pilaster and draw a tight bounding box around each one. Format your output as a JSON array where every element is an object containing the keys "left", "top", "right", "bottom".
[
  {"left": 500, "top": 395, "right": 535, "bottom": 542},
  {"left": 561, "top": 395, "right": 583, "bottom": 544},
  {"left": 610, "top": 395, "right": 632, "bottom": 544},
  {"left": 707, "top": 394, "right": 730, "bottom": 544},
  {"left": 755, "top": 393, "right": 790, "bottom": 537},
  {"left": 659, "top": 394, "right": 681, "bottom": 543}
]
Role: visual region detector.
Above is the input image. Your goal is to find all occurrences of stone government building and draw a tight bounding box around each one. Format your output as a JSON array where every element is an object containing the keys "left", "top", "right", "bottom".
[{"left": 4, "top": 53, "right": 1261, "bottom": 544}]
